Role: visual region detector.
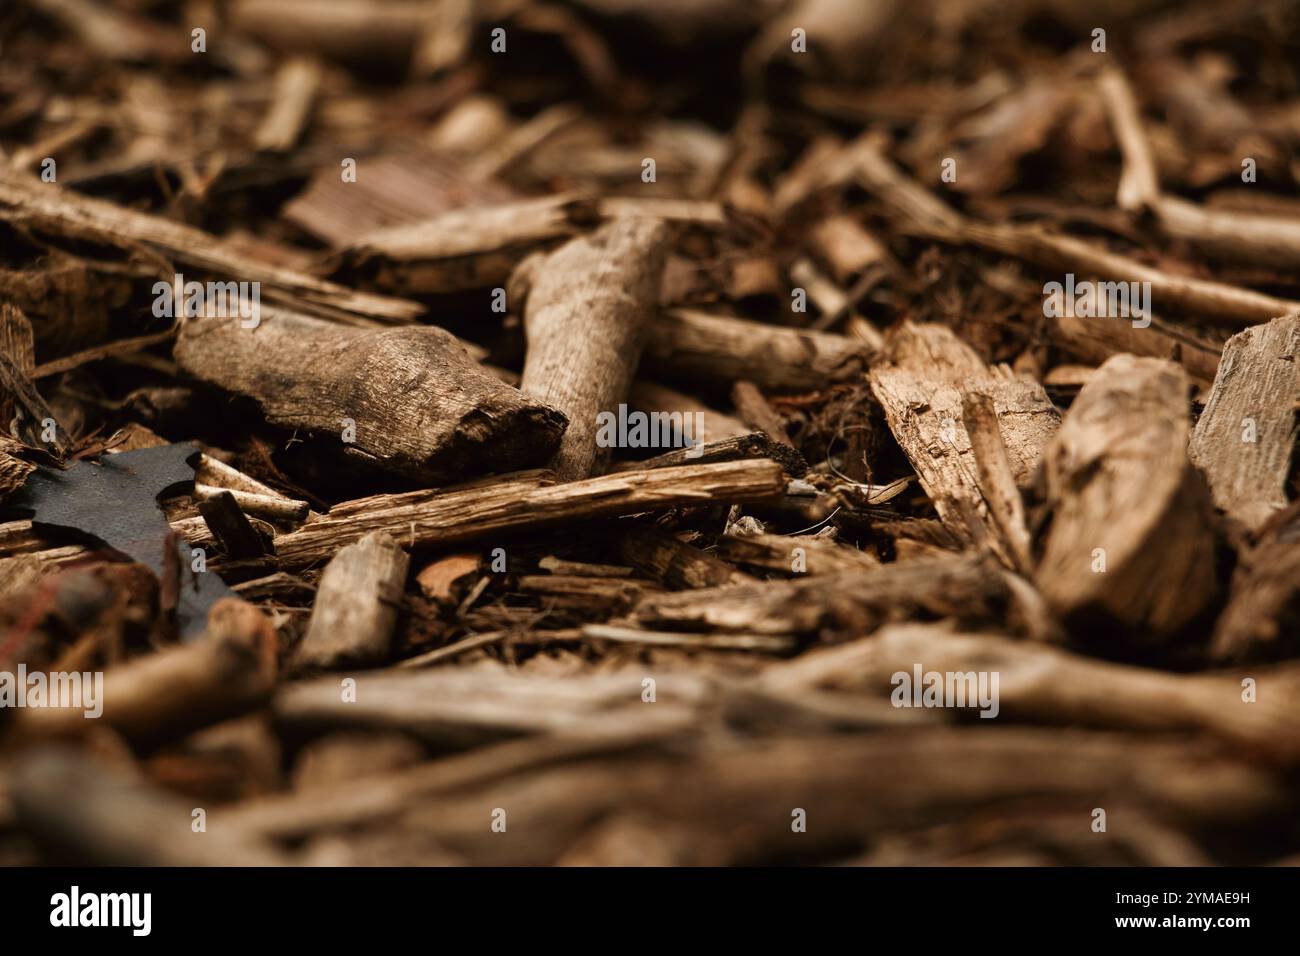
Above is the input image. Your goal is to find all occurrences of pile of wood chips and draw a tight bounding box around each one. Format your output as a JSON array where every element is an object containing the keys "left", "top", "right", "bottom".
[{"left": 2, "top": 0, "right": 1300, "bottom": 866}]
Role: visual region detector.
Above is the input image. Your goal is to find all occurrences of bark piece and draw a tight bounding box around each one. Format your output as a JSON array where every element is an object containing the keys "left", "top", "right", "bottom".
[
  {"left": 1211, "top": 508, "right": 1300, "bottom": 662},
  {"left": 634, "top": 553, "right": 1010, "bottom": 637},
  {"left": 617, "top": 526, "right": 753, "bottom": 589},
  {"left": 868, "top": 322, "right": 1059, "bottom": 561},
  {"left": 295, "top": 532, "right": 409, "bottom": 669},
  {"left": 174, "top": 311, "right": 567, "bottom": 484},
  {"left": 1189, "top": 314, "right": 1300, "bottom": 532},
  {"left": 1036, "top": 355, "right": 1216, "bottom": 639},
  {"left": 512, "top": 218, "right": 671, "bottom": 480},
  {"left": 715, "top": 531, "right": 879, "bottom": 576}
]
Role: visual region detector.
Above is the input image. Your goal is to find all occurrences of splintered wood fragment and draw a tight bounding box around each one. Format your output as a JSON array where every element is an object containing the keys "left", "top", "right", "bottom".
[
  {"left": 514, "top": 218, "right": 671, "bottom": 480},
  {"left": 0, "top": 305, "right": 68, "bottom": 458},
  {"left": 1189, "top": 314, "right": 1300, "bottom": 532},
  {"left": 253, "top": 57, "right": 321, "bottom": 152},
  {"left": 10, "top": 748, "right": 288, "bottom": 866},
  {"left": 645, "top": 309, "right": 872, "bottom": 390},
  {"left": 1036, "top": 355, "right": 1216, "bottom": 639},
  {"left": 868, "top": 322, "right": 1059, "bottom": 561},
  {"left": 635, "top": 553, "right": 1009, "bottom": 637},
  {"left": 1099, "top": 68, "right": 1159, "bottom": 212},
  {"left": 0, "top": 442, "right": 35, "bottom": 503},
  {"left": 7, "top": 599, "right": 277, "bottom": 746},
  {"left": 341, "top": 195, "right": 593, "bottom": 294},
  {"left": 611, "top": 432, "right": 807, "bottom": 477},
  {"left": 617, "top": 526, "right": 753, "bottom": 589},
  {"left": 763, "top": 622, "right": 1300, "bottom": 761},
  {"left": 962, "top": 391, "right": 1033, "bottom": 575},
  {"left": 0, "top": 169, "right": 421, "bottom": 325},
  {"left": 197, "top": 491, "right": 271, "bottom": 560},
  {"left": 1211, "top": 508, "right": 1300, "bottom": 662},
  {"left": 174, "top": 311, "right": 566, "bottom": 483},
  {"left": 715, "top": 531, "right": 878, "bottom": 576},
  {"left": 581, "top": 624, "right": 793, "bottom": 653},
  {"left": 294, "top": 531, "right": 409, "bottom": 670},
  {"left": 272, "top": 460, "right": 787, "bottom": 569}
]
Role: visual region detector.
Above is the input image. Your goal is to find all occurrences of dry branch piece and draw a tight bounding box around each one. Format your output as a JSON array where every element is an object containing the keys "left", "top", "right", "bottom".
[
  {"left": 1099, "top": 69, "right": 1160, "bottom": 213},
  {"left": 1190, "top": 315, "right": 1300, "bottom": 532},
  {"left": 1036, "top": 355, "right": 1216, "bottom": 639},
  {"left": 294, "top": 531, "right": 409, "bottom": 669},
  {"left": 514, "top": 218, "right": 671, "bottom": 480},
  {"left": 175, "top": 311, "right": 567, "bottom": 483},
  {"left": 645, "top": 309, "right": 872, "bottom": 391},
  {"left": 273, "top": 460, "right": 788, "bottom": 568},
  {"left": 0, "top": 170, "right": 420, "bottom": 326}
]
